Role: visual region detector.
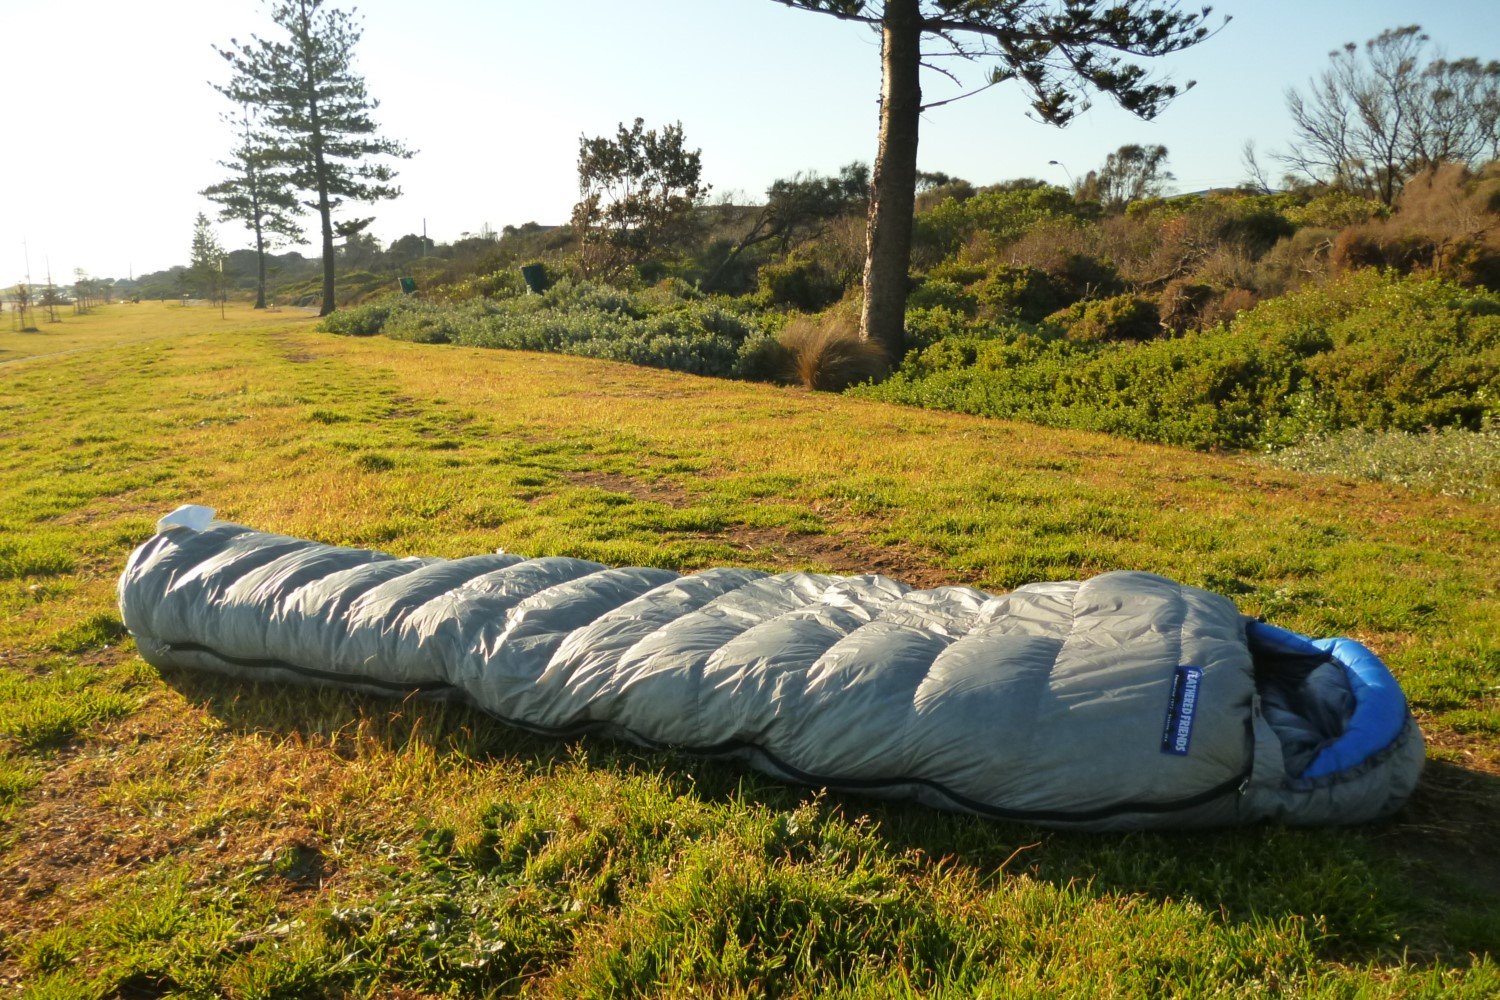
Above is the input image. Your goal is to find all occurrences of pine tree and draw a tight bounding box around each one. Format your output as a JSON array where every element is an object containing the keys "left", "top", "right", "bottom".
[
  {"left": 189, "top": 213, "right": 226, "bottom": 308},
  {"left": 215, "top": 0, "right": 412, "bottom": 316},
  {"left": 202, "top": 106, "right": 304, "bottom": 309}
]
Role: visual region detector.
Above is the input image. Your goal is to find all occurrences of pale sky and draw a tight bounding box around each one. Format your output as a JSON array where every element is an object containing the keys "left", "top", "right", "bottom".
[{"left": 5, "top": 0, "right": 1500, "bottom": 282}]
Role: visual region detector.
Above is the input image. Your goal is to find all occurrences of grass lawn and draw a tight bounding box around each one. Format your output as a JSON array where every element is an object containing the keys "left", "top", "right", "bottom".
[{"left": 1, "top": 301, "right": 1496, "bottom": 997}]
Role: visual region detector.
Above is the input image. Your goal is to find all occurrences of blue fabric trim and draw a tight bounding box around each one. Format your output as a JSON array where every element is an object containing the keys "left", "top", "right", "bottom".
[{"left": 1246, "top": 620, "right": 1408, "bottom": 779}]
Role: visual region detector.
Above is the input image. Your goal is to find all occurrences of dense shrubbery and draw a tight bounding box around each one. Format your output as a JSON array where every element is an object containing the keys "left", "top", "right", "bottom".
[
  {"left": 856, "top": 271, "right": 1500, "bottom": 450},
  {"left": 327, "top": 269, "right": 1497, "bottom": 460},
  {"left": 320, "top": 155, "right": 1498, "bottom": 484},
  {"left": 324, "top": 279, "right": 774, "bottom": 379},
  {"left": 1046, "top": 293, "right": 1160, "bottom": 343}
]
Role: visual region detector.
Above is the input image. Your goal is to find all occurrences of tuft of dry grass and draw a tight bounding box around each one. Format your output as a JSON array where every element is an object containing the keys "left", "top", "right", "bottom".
[{"left": 778, "top": 311, "right": 889, "bottom": 391}]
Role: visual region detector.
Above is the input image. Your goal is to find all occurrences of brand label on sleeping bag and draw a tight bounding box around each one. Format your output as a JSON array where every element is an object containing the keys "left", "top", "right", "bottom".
[{"left": 1160, "top": 666, "right": 1202, "bottom": 755}]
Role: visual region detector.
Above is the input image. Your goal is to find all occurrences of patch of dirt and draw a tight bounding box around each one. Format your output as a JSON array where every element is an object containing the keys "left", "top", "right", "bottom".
[
  {"left": 383, "top": 394, "right": 423, "bottom": 419},
  {"left": 558, "top": 468, "right": 953, "bottom": 589},
  {"left": 706, "top": 525, "right": 954, "bottom": 591},
  {"left": 1419, "top": 721, "right": 1500, "bottom": 777},
  {"left": 561, "top": 469, "right": 695, "bottom": 506}
]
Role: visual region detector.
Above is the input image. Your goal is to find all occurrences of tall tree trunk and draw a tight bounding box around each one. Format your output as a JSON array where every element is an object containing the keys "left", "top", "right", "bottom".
[
  {"left": 253, "top": 219, "right": 267, "bottom": 310},
  {"left": 859, "top": 0, "right": 922, "bottom": 359},
  {"left": 317, "top": 192, "right": 334, "bottom": 316},
  {"left": 251, "top": 171, "right": 268, "bottom": 310},
  {"left": 303, "top": 12, "right": 335, "bottom": 318},
  {"left": 312, "top": 122, "right": 334, "bottom": 316}
]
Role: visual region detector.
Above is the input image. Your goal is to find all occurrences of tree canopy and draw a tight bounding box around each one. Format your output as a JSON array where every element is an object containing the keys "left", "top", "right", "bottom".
[
  {"left": 1076, "top": 143, "right": 1174, "bottom": 210},
  {"left": 571, "top": 118, "right": 708, "bottom": 281},
  {"left": 188, "top": 212, "right": 226, "bottom": 309},
  {"left": 1279, "top": 25, "right": 1500, "bottom": 206},
  {"left": 201, "top": 107, "right": 304, "bottom": 309},
  {"left": 775, "top": 2, "right": 1216, "bottom": 123}
]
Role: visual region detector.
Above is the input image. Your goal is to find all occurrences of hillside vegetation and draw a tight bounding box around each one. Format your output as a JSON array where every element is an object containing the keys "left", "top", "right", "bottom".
[
  {"left": 319, "top": 163, "right": 1500, "bottom": 503},
  {"left": 1, "top": 304, "right": 1496, "bottom": 996}
]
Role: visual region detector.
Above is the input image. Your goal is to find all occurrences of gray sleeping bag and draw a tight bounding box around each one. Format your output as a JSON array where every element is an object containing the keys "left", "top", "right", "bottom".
[{"left": 118, "top": 506, "right": 1425, "bottom": 831}]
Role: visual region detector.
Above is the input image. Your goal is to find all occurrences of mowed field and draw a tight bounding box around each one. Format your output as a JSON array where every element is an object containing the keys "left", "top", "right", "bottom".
[{"left": 0, "top": 302, "right": 1496, "bottom": 997}]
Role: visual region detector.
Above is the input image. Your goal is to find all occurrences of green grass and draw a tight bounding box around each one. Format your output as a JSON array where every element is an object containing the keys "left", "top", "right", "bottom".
[{"left": 0, "top": 302, "right": 1496, "bottom": 996}]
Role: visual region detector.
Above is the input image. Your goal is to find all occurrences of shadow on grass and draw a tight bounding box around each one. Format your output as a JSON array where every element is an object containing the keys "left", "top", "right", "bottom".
[{"left": 162, "top": 667, "right": 1500, "bottom": 971}]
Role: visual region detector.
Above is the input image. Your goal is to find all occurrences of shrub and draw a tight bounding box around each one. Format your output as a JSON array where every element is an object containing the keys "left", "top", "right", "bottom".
[
  {"left": 857, "top": 271, "right": 1500, "bottom": 451},
  {"left": 1198, "top": 288, "right": 1259, "bottom": 330},
  {"left": 1446, "top": 239, "right": 1500, "bottom": 291},
  {"left": 735, "top": 330, "right": 793, "bottom": 382},
  {"left": 1254, "top": 229, "right": 1336, "bottom": 297},
  {"left": 1047, "top": 252, "right": 1123, "bottom": 303},
  {"left": 1158, "top": 280, "right": 1216, "bottom": 334},
  {"left": 382, "top": 300, "right": 496, "bottom": 344},
  {"left": 1331, "top": 226, "right": 1437, "bottom": 274},
  {"left": 1210, "top": 195, "right": 1296, "bottom": 254},
  {"left": 1286, "top": 191, "right": 1386, "bottom": 229},
  {"left": 905, "top": 306, "right": 981, "bottom": 352},
  {"left": 1001, "top": 218, "right": 1098, "bottom": 276},
  {"left": 779, "top": 312, "right": 889, "bottom": 391},
  {"left": 913, "top": 184, "right": 1083, "bottom": 264},
  {"left": 974, "top": 266, "right": 1063, "bottom": 323},
  {"left": 1326, "top": 165, "right": 1500, "bottom": 290},
  {"left": 1048, "top": 294, "right": 1160, "bottom": 343},
  {"left": 321, "top": 298, "right": 397, "bottom": 336},
  {"left": 757, "top": 251, "right": 847, "bottom": 311},
  {"left": 907, "top": 278, "right": 978, "bottom": 315},
  {"left": 925, "top": 261, "right": 987, "bottom": 286}
]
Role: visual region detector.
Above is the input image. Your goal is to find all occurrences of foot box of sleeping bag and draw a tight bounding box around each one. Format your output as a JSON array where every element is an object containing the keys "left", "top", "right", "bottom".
[{"left": 118, "top": 506, "right": 1425, "bottom": 831}]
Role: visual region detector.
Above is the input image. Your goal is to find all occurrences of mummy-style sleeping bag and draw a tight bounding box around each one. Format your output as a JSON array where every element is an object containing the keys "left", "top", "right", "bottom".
[{"left": 118, "top": 506, "right": 1425, "bottom": 830}]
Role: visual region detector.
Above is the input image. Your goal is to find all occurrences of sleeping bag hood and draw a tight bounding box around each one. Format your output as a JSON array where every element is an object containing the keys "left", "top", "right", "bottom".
[{"left": 118, "top": 506, "right": 1425, "bottom": 831}]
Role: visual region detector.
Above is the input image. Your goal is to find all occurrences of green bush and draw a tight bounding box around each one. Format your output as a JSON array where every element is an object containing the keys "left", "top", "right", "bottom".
[
  {"left": 1210, "top": 195, "right": 1297, "bottom": 254},
  {"left": 913, "top": 184, "right": 1085, "bottom": 262},
  {"left": 905, "top": 306, "right": 983, "bottom": 352},
  {"left": 321, "top": 299, "right": 397, "bottom": 336},
  {"left": 757, "top": 251, "right": 847, "bottom": 312},
  {"left": 858, "top": 271, "right": 1500, "bottom": 451},
  {"left": 1047, "top": 294, "right": 1161, "bottom": 343},
  {"left": 735, "top": 330, "right": 793, "bottom": 382},
  {"left": 907, "top": 278, "right": 978, "bottom": 316},
  {"left": 323, "top": 279, "right": 772, "bottom": 380},
  {"left": 925, "top": 261, "right": 987, "bottom": 287},
  {"left": 383, "top": 301, "right": 493, "bottom": 344},
  {"left": 974, "top": 265, "right": 1064, "bottom": 323},
  {"left": 1286, "top": 191, "right": 1387, "bottom": 229}
]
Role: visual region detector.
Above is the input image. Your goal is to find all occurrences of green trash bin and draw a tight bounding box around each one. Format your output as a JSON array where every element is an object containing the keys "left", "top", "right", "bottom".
[{"left": 520, "top": 263, "right": 548, "bottom": 295}]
